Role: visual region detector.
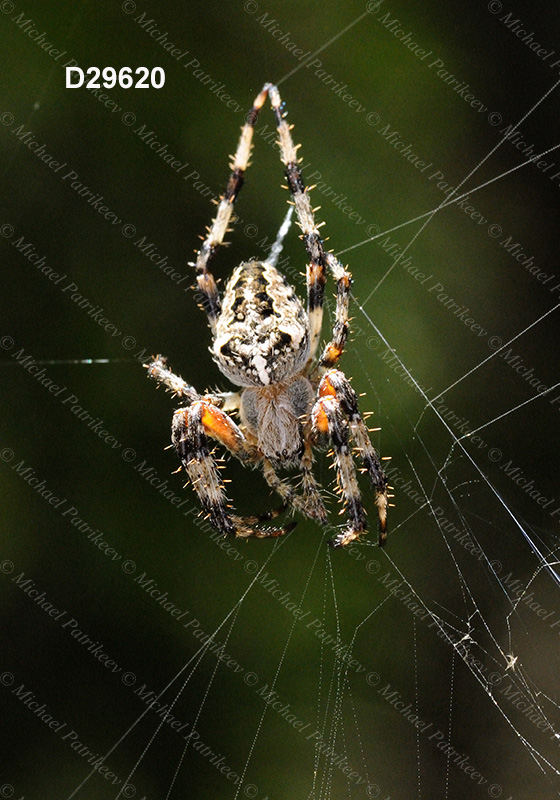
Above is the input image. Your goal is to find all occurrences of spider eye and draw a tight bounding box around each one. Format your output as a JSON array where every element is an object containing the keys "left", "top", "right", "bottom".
[{"left": 220, "top": 341, "right": 232, "bottom": 357}]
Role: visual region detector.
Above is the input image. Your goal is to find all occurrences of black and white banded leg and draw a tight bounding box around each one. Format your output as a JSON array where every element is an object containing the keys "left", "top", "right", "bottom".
[
  {"left": 263, "top": 83, "right": 328, "bottom": 361},
  {"left": 145, "top": 355, "right": 241, "bottom": 411},
  {"left": 312, "top": 370, "right": 389, "bottom": 547},
  {"left": 262, "top": 83, "right": 354, "bottom": 371},
  {"left": 319, "top": 252, "right": 352, "bottom": 371},
  {"left": 192, "top": 85, "right": 269, "bottom": 333},
  {"left": 172, "top": 401, "right": 294, "bottom": 539},
  {"left": 311, "top": 394, "right": 367, "bottom": 548}
]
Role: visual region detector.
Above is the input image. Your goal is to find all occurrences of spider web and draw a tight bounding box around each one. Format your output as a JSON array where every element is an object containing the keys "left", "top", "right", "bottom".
[{"left": 2, "top": 3, "right": 560, "bottom": 800}]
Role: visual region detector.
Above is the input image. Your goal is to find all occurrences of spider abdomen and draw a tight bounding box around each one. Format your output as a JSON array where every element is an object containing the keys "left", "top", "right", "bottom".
[{"left": 212, "top": 260, "right": 310, "bottom": 388}]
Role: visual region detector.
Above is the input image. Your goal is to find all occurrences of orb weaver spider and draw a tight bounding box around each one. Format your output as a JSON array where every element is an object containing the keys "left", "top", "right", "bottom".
[{"left": 146, "top": 83, "right": 389, "bottom": 547}]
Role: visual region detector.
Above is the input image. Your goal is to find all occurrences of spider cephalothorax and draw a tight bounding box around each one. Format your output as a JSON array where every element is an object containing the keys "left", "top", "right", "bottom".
[{"left": 146, "top": 83, "right": 390, "bottom": 547}]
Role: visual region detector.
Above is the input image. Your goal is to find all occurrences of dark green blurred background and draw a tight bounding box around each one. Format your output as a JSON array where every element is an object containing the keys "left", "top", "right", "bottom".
[{"left": 2, "top": 1, "right": 560, "bottom": 798}]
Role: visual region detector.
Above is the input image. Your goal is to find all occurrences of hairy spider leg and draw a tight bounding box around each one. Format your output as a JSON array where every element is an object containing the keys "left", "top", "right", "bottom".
[
  {"left": 261, "top": 458, "right": 323, "bottom": 524},
  {"left": 146, "top": 356, "right": 241, "bottom": 410},
  {"left": 193, "top": 85, "right": 270, "bottom": 333},
  {"left": 318, "top": 253, "right": 352, "bottom": 371},
  {"left": 264, "top": 83, "right": 353, "bottom": 371},
  {"left": 145, "top": 356, "right": 201, "bottom": 402},
  {"left": 300, "top": 432, "right": 329, "bottom": 523},
  {"left": 311, "top": 395, "right": 367, "bottom": 548},
  {"left": 319, "top": 370, "right": 388, "bottom": 546},
  {"left": 147, "top": 358, "right": 317, "bottom": 536},
  {"left": 173, "top": 401, "right": 294, "bottom": 539},
  {"left": 266, "top": 84, "right": 326, "bottom": 360}
]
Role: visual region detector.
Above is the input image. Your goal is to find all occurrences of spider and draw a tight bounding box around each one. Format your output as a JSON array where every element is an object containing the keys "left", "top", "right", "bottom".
[{"left": 146, "top": 83, "right": 389, "bottom": 548}]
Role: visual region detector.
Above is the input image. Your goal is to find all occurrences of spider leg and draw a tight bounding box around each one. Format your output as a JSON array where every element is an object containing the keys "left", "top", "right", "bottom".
[
  {"left": 263, "top": 84, "right": 355, "bottom": 372},
  {"left": 311, "top": 395, "right": 367, "bottom": 548},
  {"left": 173, "top": 401, "right": 293, "bottom": 540},
  {"left": 301, "top": 433, "right": 329, "bottom": 524},
  {"left": 145, "top": 356, "right": 241, "bottom": 410},
  {"left": 146, "top": 356, "right": 201, "bottom": 403},
  {"left": 318, "top": 254, "right": 352, "bottom": 372},
  {"left": 319, "top": 370, "right": 388, "bottom": 546},
  {"left": 193, "top": 85, "right": 269, "bottom": 333},
  {"left": 263, "top": 83, "right": 328, "bottom": 361},
  {"left": 261, "top": 458, "right": 325, "bottom": 524}
]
